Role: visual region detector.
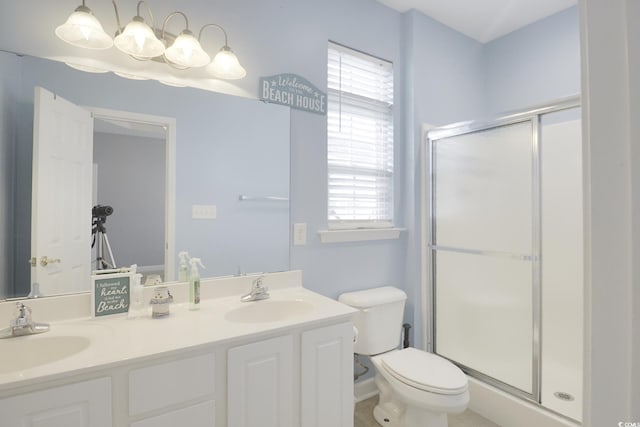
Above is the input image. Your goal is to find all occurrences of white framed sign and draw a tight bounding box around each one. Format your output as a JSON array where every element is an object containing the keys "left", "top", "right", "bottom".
[{"left": 91, "top": 269, "right": 134, "bottom": 318}]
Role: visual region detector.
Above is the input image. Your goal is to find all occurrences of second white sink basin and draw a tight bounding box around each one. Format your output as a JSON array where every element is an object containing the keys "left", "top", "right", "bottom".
[
  {"left": 0, "top": 335, "right": 91, "bottom": 375},
  {"left": 225, "top": 300, "right": 315, "bottom": 323}
]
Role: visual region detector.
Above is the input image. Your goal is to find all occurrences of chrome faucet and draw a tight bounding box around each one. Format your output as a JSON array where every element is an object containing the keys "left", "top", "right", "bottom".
[
  {"left": 0, "top": 302, "right": 50, "bottom": 339},
  {"left": 240, "top": 276, "right": 270, "bottom": 302}
]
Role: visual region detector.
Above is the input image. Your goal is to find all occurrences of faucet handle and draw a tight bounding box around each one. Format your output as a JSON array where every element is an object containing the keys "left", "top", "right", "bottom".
[
  {"left": 11, "top": 302, "right": 32, "bottom": 327},
  {"left": 15, "top": 302, "right": 31, "bottom": 317},
  {"left": 253, "top": 276, "right": 267, "bottom": 290}
]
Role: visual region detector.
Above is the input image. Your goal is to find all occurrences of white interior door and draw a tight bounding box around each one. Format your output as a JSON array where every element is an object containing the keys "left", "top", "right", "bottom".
[{"left": 31, "top": 87, "right": 93, "bottom": 296}]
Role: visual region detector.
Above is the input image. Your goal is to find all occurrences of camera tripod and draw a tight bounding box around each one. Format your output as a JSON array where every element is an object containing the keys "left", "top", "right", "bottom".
[{"left": 92, "top": 216, "right": 116, "bottom": 270}]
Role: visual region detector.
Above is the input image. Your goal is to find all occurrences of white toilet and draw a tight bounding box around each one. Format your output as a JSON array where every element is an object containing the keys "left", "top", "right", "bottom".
[{"left": 339, "top": 286, "right": 469, "bottom": 427}]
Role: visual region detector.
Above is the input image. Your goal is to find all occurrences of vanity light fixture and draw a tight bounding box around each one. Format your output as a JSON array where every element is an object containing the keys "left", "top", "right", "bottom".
[{"left": 56, "top": 0, "right": 247, "bottom": 79}]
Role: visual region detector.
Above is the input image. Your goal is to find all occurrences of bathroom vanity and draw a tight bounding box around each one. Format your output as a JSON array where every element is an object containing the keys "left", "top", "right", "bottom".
[{"left": 0, "top": 271, "right": 356, "bottom": 427}]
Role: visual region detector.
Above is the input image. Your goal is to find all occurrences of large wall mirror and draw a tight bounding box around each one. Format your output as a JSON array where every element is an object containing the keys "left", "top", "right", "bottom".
[{"left": 0, "top": 52, "right": 291, "bottom": 300}]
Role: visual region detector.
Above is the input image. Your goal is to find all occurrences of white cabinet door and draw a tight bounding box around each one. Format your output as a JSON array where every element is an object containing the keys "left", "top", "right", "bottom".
[
  {"left": 227, "top": 335, "right": 293, "bottom": 427},
  {"left": 0, "top": 377, "right": 111, "bottom": 427},
  {"left": 301, "top": 322, "right": 354, "bottom": 427}
]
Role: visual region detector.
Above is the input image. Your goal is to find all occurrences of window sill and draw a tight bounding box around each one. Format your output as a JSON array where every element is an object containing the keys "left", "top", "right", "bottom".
[{"left": 318, "top": 228, "right": 405, "bottom": 243}]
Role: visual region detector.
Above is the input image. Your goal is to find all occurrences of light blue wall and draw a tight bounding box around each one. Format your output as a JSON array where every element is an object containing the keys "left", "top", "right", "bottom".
[{"left": 483, "top": 6, "right": 580, "bottom": 114}]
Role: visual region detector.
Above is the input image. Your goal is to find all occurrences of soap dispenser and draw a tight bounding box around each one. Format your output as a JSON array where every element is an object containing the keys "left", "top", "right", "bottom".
[
  {"left": 189, "top": 258, "right": 205, "bottom": 310},
  {"left": 178, "top": 251, "right": 191, "bottom": 282}
]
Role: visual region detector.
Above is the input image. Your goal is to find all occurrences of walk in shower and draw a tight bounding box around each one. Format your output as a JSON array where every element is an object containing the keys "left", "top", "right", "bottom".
[{"left": 424, "top": 96, "right": 583, "bottom": 422}]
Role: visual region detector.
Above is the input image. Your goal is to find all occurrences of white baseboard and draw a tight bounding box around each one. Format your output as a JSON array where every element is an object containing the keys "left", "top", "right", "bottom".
[{"left": 354, "top": 378, "right": 378, "bottom": 402}]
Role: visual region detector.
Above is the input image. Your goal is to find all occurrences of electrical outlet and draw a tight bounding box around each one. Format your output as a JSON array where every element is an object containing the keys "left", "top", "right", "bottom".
[
  {"left": 192, "top": 204, "right": 217, "bottom": 219},
  {"left": 293, "top": 223, "right": 307, "bottom": 245}
]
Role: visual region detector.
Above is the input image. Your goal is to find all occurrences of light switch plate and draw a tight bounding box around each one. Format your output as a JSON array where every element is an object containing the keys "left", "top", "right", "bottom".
[
  {"left": 293, "top": 223, "right": 307, "bottom": 246},
  {"left": 192, "top": 205, "right": 217, "bottom": 219}
]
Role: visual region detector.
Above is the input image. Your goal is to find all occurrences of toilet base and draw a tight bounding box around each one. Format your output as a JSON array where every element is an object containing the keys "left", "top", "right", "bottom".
[
  {"left": 374, "top": 373, "right": 450, "bottom": 427},
  {"left": 373, "top": 403, "right": 448, "bottom": 427},
  {"left": 373, "top": 401, "right": 402, "bottom": 427},
  {"left": 404, "top": 406, "right": 448, "bottom": 427}
]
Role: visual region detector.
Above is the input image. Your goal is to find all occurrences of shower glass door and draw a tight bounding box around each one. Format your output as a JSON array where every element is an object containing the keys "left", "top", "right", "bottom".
[{"left": 428, "top": 119, "right": 539, "bottom": 398}]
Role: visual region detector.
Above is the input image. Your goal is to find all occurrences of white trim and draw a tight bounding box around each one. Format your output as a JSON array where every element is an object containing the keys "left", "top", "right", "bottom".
[
  {"left": 85, "top": 107, "right": 176, "bottom": 282},
  {"left": 579, "top": 0, "right": 638, "bottom": 423},
  {"left": 420, "top": 123, "right": 435, "bottom": 352},
  {"left": 354, "top": 378, "right": 378, "bottom": 403},
  {"left": 318, "top": 228, "right": 404, "bottom": 243},
  {"left": 328, "top": 221, "right": 394, "bottom": 230}
]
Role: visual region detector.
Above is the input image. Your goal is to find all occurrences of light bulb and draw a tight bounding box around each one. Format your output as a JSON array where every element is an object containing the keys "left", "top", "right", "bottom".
[{"left": 135, "top": 33, "right": 146, "bottom": 50}]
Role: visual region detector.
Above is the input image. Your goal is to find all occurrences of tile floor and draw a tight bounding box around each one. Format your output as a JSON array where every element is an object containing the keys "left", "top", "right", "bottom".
[{"left": 354, "top": 396, "right": 500, "bottom": 427}]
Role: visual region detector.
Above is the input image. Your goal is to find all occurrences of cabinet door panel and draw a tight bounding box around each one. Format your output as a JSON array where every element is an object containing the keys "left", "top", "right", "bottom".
[
  {"left": 131, "top": 400, "right": 215, "bottom": 427},
  {"left": 129, "top": 352, "right": 215, "bottom": 416},
  {"left": 0, "top": 377, "right": 111, "bottom": 427},
  {"left": 227, "top": 335, "right": 293, "bottom": 427},
  {"left": 302, "top": 322, "right": 354, "bottom": 427}
]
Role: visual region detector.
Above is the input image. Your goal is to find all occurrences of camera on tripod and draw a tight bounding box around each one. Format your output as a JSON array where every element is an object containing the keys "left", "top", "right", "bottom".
[
  {"left": 92, "top": 205, "right": 113, "bottom": 219},
  {"left": 91, "top": 205, "right": 116, "bottom": 270}
]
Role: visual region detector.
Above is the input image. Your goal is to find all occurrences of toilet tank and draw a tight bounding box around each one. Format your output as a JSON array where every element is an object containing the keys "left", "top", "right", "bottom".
[{"left": 339, "top": 286, "right": 407, "bottom": 355}]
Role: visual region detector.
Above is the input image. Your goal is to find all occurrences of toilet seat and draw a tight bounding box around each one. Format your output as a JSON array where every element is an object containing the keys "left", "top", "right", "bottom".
[{"left": 380, "top": 348, "right": 467, "bottom": 395}]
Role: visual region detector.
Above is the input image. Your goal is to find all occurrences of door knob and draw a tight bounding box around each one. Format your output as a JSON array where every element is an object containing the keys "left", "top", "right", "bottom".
[{"left": 40, "top": 256, "right": 61, "bottom": 267}]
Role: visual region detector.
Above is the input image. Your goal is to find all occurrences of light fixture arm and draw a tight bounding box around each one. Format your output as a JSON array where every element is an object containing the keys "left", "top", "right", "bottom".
[
  {"left": 198, "top": 23, "right": 229, "bottom": 47},
  {"left": 110, "top": 0, "right": 124, "bottom": 34},
  {"left": 161, "top": 11, "right": 190, "bottom": 40},
  {"left": 135, "top": 1, "right": 156, "bottom": 28}
]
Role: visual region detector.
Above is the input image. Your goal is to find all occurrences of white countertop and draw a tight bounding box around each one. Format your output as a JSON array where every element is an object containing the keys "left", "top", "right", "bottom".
[{"left": 0, "top": 272, "right": 356, "bottom": 393}]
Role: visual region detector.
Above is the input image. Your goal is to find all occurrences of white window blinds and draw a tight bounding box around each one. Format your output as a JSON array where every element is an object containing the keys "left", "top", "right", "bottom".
[{"left": 327, "top": 42, "right": 394, "bottom": 229}]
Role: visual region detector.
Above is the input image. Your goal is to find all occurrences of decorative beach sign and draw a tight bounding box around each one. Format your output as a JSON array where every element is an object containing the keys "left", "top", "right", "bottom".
[
  {"left": 91, "top": 270, "right": 133, "bottom": 317},
  {"left": 260, "top": 74, "right": 327, "bottom": 115}
]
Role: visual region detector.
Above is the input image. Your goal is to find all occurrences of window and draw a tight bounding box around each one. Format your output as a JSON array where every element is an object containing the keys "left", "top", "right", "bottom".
[{"left": 327, "top": 42, "right": 394, "bottom": 229}]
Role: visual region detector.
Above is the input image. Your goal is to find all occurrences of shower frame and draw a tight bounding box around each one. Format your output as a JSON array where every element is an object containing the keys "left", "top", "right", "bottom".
[{"left": 422, "top": 95, "right": 581, "bottom": 404}]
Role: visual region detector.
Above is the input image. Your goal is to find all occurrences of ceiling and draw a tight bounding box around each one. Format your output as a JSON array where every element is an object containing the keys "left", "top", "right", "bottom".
[{"left": 376, "top": 0, "right": 577, "bottom": 43}]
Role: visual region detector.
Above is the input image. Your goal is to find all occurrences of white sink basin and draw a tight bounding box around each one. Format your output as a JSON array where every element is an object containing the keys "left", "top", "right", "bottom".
[
  {"left": 0, "top": 335, "right": 91, "bottom": 375},
  {"left": 225, "top": 300, "right": 315, "bottom": 323}
]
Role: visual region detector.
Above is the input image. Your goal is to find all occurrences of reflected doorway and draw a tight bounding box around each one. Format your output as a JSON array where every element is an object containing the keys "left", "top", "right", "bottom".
[{"left": 88, "top": 107, "right": 176, "bottom": 283}]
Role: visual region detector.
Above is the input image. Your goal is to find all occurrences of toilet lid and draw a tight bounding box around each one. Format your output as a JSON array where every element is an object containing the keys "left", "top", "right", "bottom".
[{"left": 380, "top": 348, "right": 467, "bottom": 395}]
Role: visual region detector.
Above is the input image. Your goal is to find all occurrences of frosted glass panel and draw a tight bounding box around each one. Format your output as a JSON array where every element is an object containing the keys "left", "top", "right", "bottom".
[
  {"left": 433, "top": 121, "right": 533, "bottom": 254},
  {"left": 435, "top": 250, "right": 533, "bottom": 393}
]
